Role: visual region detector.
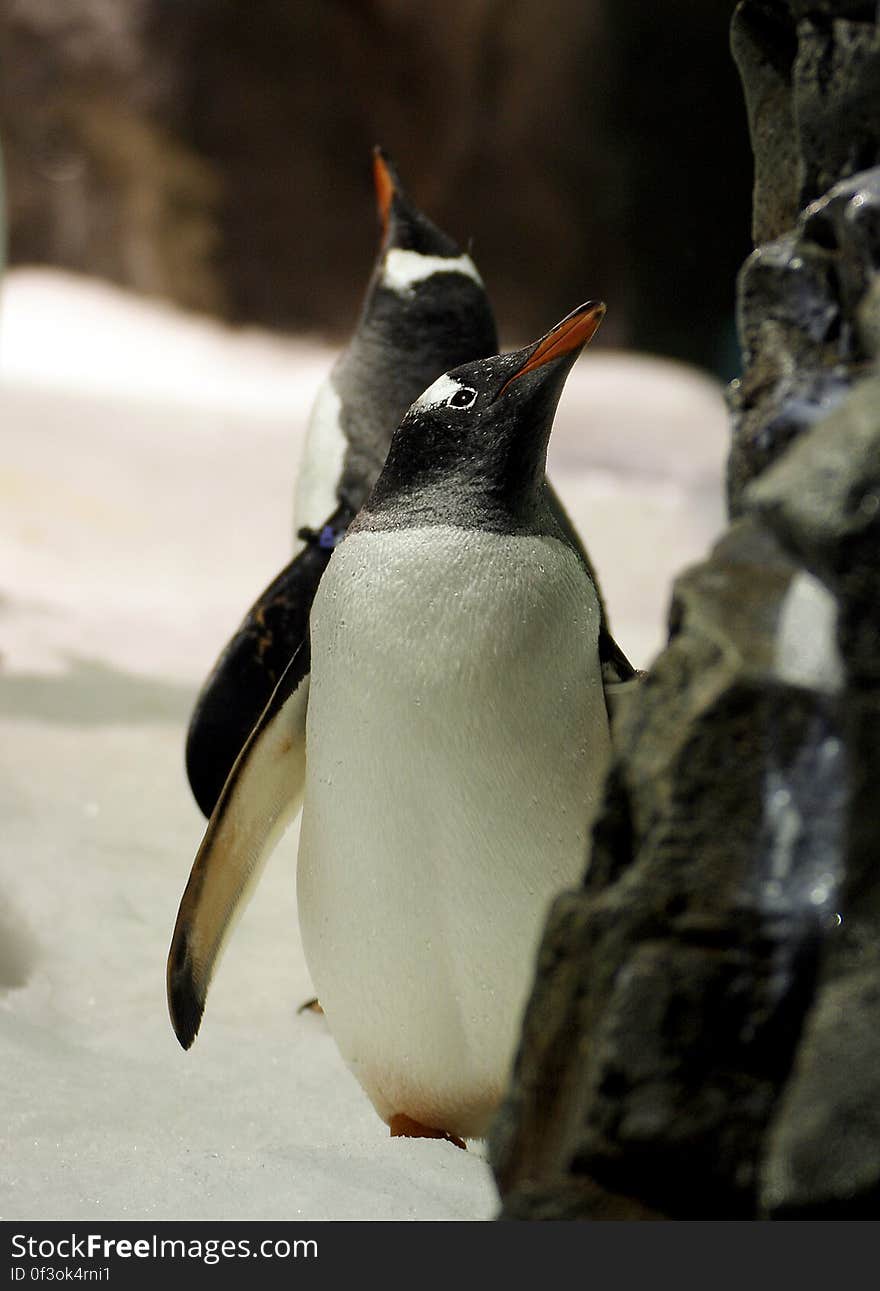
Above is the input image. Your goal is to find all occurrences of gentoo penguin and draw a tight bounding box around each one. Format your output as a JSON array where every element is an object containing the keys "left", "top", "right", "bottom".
[
  {"left": 184, "top": 151, "right": 633, "bottom": 819},
  {"left": 168, "top": 301, "right": 617, "bottom": 1145},
  {"left": 184, "top": 148, "right": 498, "bottom": 818},
  {"left": 292, "top": 147, "right": 499, "bottom": 548}
]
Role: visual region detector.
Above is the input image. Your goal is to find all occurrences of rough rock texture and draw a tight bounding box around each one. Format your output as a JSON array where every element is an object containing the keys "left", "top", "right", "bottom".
[
  {"left": 727, "top": 168, "right": 880, "bottom": 512},
  {"left": 750, "top": 376, "right": 880, "bottom": 1217},
  {"left": 728, "top": 0, "right": 880, "bottom": 511},
  {"left": 732, "top": 0, "right": 880, "bottom": 243},
  {"left": 491, "top": 2, "right": 880, "bottom": 1220},
  {"left": 731, "top": 1, "right": 800, "bottom": 245}
]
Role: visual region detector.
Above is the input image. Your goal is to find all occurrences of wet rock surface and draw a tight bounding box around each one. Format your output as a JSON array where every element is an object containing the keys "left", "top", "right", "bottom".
[
  {"left": 732, "top": 1, "right": 880, "bottom": 244},
  {"left": 750, "top": 377, "right": 880, "bottom": 1216},
  {"left": 491, "top": 1, "right": 880, "bottom": 1220},
  {"left": 728, "top": 167, "right": 880, "bottom": 515},
  {"left": 728, "top": 0, "right": 880, "bottom": 513}
]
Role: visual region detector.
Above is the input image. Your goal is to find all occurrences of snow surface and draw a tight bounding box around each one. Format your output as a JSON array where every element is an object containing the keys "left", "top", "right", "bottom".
[{"left": 0, "top": 269, "right": 728, "bottom": 1221}]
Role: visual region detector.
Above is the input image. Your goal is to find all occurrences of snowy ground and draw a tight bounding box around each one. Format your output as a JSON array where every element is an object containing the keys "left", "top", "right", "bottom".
[{"left": 0, "top": 270, "right": 729, "bottom": 1221}]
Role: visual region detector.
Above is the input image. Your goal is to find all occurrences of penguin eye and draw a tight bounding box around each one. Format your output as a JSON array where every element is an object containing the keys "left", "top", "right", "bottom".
[{"left": 447, "top": 386, "right": 477, "bottom": 410}]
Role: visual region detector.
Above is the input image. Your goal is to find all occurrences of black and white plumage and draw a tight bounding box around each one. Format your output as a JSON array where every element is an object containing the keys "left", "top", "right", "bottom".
[
  {"left": 168, "top": 302, "right": 627, "bottom": 1143},
  {"left": 184, "top": 149, "right": 499, "bottom": 818}
]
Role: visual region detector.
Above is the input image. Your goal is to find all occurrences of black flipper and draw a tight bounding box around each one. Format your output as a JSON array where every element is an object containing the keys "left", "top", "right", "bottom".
[
  {"left": 185, "top": 502, "right": 355, "bottom": 818},
  {"left": 169, "top": 642, "right": 312, "bottom": 1049}
]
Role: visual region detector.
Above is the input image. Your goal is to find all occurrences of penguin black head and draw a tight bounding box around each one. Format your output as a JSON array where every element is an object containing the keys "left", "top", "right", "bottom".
[
  {"left": 372, "top": 147, "right": 460, "bottom": 258},
  {"left": 333, "top": 148, "right": 500, "bottom": 505},
  {"left": 357, "top": 300, "right": 606, "bottom": 533},
  {"left": 354, "top": 148, "right": 498, "bottom": 371}
]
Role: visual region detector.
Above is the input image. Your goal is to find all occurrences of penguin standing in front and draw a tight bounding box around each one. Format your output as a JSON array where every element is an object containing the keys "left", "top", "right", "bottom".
[
  {"left": 184, "top": 151, "right": 634, "bottom": 820},
  {"left": 168, "top": 300, "right": 616, "bottom": 1146}
]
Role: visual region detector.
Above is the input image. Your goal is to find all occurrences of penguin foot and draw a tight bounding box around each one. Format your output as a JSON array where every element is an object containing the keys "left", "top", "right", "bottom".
[
  {"left": 296, "top": 997, "right": 324, "bottom": 1015},
  {"left": 388, "top": 1114, "right": 467, "bottom": 1151}
]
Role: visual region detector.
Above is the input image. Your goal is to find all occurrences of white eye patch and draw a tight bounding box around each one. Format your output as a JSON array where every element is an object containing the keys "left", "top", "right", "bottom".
[
  {"left": 382, "top": 249, "right": 483, "bottom": 296},
  {"left": 447, "top": 385, "right": 477, "bottom": 409},
  {"left": 412, "top": 373, "right": 472, "bottom": 413}
]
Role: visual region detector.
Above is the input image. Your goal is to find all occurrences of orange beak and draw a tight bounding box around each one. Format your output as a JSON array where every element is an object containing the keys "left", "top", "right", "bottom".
[
  {"left": 372, "top": 146, "right": 396, "bottom": 242},
  {"left": 497, "top": 301, "right": 606, "bottom": 399}
]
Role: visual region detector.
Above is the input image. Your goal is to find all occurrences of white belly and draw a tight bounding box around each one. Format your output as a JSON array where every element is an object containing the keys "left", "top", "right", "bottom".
[
  {"left": 292, "top": 376, "right": 347, "bottom": 550},
  {"left": 297, "top": 526, "right": 610, "bottom": 1137}
]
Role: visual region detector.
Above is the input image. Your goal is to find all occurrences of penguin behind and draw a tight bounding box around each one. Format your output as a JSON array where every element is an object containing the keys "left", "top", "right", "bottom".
[
  {"left": 292, "top": 146, "right": 500, "bottom": 545},
  {"left": 168, "top": 301, "right": 614, "bottom": 1146},
  {"left": 184, "top": 149, "right": 499, "bottom": 819}
]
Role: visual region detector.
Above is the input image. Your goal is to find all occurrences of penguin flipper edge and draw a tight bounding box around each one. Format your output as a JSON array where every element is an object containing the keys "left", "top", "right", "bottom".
[
  {"left": 186, "top": 502, "right": 353, "bottom": 819},
  {"left": 168, "top": 645, "right": 311, "bottom": 1049}
]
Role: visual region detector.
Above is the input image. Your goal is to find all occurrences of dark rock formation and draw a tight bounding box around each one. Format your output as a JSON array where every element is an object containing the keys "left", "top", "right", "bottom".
[
  {"left": 732, "top": 1, "right": 880, "bottom": 244},
  {"left": 750, "top": 375, "right": 880, "bottom": 1217},
  {"left": 727, "top": 168, "right": 879, "bottom": 514},
  {"left": 491, "top": 2, "right": 880, "bottom": 1220},
  {"left": 730, "top": 1, "right": 800, "bottom": 246},
  {"left": 728, "top": 0, "right": 880, "bottom": 511}
]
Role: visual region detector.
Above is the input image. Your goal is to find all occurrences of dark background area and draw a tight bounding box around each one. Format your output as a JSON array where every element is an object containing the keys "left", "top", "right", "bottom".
[{"left": 0, "top": 0, "right": 751, "bottom": 375}]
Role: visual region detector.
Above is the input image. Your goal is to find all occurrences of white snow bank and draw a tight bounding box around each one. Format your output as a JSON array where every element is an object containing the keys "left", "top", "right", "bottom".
[
  {"left": 0, "top": 270, "right": 729, "bottom": 1221},
  {"left": 0, "top": 268, "right": 330, "bottom": 419}
]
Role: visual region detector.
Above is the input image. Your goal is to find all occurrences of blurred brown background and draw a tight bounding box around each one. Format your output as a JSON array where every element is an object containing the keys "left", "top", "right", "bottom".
[{"left": 0, "top": 0, "right": 750, "bottom": 374}]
